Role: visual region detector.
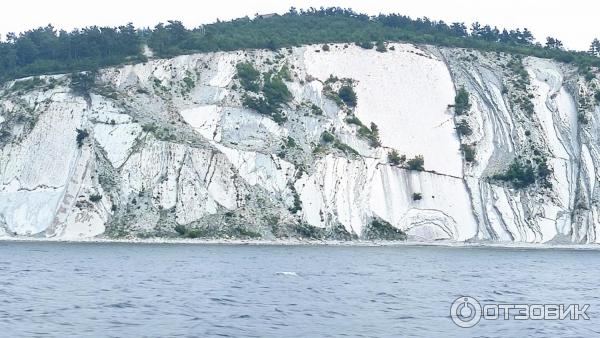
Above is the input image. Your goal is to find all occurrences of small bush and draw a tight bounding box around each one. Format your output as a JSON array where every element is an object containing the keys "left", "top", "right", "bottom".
[
  {"left": 271, "top": 112, "right": 287, "bottom": 124},
  {"left": 173, "top": 226, "right": 210, "bottom": 239},
  {"left": 296, "top": 223, "right": 326, "bottom": 239},
  {"left": 363, "top": 218, "right": 406, "bottom": 240},
  {"left": 321, "top": 131, "right": 335, "bottom": 143},
  {"left": 460, "top": 144, "right": 476, "bottom": 162},
  {"left": 0, "top": 129, "right": 11, "bottom": 142},
  {"left": 357, "top": 41, "right": 374, "bottom": 49},
  {"left": 507, "top": 58, "right": 530, "bottom": 87},
  {"left": 376, "top": 41, "right": 387, "bottom": 52},
  {"left": 345, "top": 115, "right": 362, "bottom": 125},
  {"left": 344, "top": 116, "right": 379, "bottom": 147},
  {"left": 182, "top": 76, "right": 195, "bottom": 91},
  {"left": 186, "top": 228, "right": 202, "bottom": 239},
  {"left": 263, "top": 75, "right": 292, "bottom": 106},
  {"left": 322, "top": 44, "right": 330, "bottom": 51},
  {"left": 142, "top": 123, "right": 157, "bottom": 132},
  {"left": 285, "top": 136, "right": 297, "bottom": 148},
  {"left": 341, "top": 118, "right": 378, "bottom": 147},
  {"left": 388, "top": 150, "right": 406, "bottom": 165},
  {"left": 174, "top": 224, "right": 186, "bottom": 235},
  {"left": 89, "top": 194, "right": 102, "bottom": 202},
  {"left": 278, "top": 66, "right": 292, "bottom": 81},
  {"left": 407, "top": 155, "right": 425, "bottom": 171},
  {"left": 236, "top": 62, "right": 260, "bottom": 92},
  {"left": 412, "top": 192, "right": 422, "bottom": 201},
  {"left": 520, "top": 98, "right": 535, "bottom": 115},
  {"left": 325, "top": 75, "right": 340, "bottom": 84},
  {"left": 312, "top": 144, "right": 325, "bottom": 154},
  {"left": 537, "top": 160, "right": 552, "bottom": 179},
  {"left": 240, "top": 70, "right": 292, "bottom": 124},
  {"left": 310, "top": 104, "right": 323, "bottom": 115},
  {"left": 243, "top": 96, "right": 271, "bottom": 115},
  {"left": 454, "top": 87, "right": 471, "bottom": 115},
  {"left": 70, "top": 71, "right": 96, "bottom": 96},
  {"left": 370, "top": 122, "right": 380, "bottom": 138},
  {"left": 493, "top": 160, "right": 536, "bottom": 188},
  {"left": 76, "top": 128, "right": 89, "bottom": 148},
  {"left": 363, "top": 122, "right": 381, "bottom": 147},
  {"left": 338, "top": 85, "right": 357, "bottom": 107},
  {"left": 288, "top": 183, "right": 303, "bottom": 214},
  {"left": 141, "top": 124, "right": 174, "bottom": 141},
  {"left": 232, "top": 226, "right": 261, "bottom": 239},
  {"left": 455, "top": 120, "right": 473, "bottom": 136},
  {"left": 333, "top": 140, "right": 359, "bottom": 155}
]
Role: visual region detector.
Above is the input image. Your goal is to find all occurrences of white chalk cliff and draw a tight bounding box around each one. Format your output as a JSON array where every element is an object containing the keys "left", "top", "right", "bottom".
[{"left": 1, "top": 43, "right": 598, "bottom": 243}]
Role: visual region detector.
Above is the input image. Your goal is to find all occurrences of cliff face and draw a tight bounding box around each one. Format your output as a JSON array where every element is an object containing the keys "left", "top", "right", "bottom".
[{"left": 0, "top": 43, "right": 598, "bottom": 243}]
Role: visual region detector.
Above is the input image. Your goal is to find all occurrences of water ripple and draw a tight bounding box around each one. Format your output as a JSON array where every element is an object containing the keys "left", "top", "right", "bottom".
[{"left": 0, "top": 242, "right": 598, "bottom": 337}]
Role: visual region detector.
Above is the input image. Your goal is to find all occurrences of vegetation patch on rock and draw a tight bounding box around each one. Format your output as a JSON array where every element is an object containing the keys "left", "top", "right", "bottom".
[
  {"left": 238, "top": 62, "right": 292, "bottom": 124},
  {"left": 363, "top": 218, "right": 406, "bottom": 240}
]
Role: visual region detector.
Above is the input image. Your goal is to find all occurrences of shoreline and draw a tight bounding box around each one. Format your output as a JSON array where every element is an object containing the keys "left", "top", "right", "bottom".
[{"left": 1, "top": 236, "right": 600, "bottom": 250}]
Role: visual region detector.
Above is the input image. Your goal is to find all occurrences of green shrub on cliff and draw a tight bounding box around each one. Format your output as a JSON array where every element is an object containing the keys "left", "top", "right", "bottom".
[
  {"left": 263, "top": 75, "right": 292, "bottom": 106},
  {"left": 455, "top": 120, "right": 473, "bottom": 136},
  {"left": 460, "top": 144, "right": 476, "bottom": 162},
  {"left": 493, "top": 160, "right": 536, "bottom": 188},
  {"left": 239, "top": 67, "right": 292, "bottom": 123},
  {"left": 388, "top": 150, "right": 406, "bottom": 165},
  {"left": 236, "top": 62, "right": 260, "bottom": 92},
  {"left": 76, "top": 128, "right": 89, "bottom": 148},
  {"left": 338, "top": 85, "right": 357, "bottom": 107},
  {"left": 363, "top": 218, "right": 406, "bottom": 240},
  {"left": 376, "top": 41, "right": 387, "bottom": 52},
  {"left": 70, "top": 71, "right": 96, "bottom": 97},
  {"left": 407, "top": 155, "right": 425, "bottom": 171},
  {"left": 454, "top": 87, "right": 471, "bottom": 115}
]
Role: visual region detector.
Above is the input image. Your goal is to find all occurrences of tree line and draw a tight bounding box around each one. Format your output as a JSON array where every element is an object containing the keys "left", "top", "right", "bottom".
[
  {"left": 0, "top": 24, "right": 145, "bottom": 82},
  {"left": 1, "top": 7, "right": 599, "bottom": 83}
]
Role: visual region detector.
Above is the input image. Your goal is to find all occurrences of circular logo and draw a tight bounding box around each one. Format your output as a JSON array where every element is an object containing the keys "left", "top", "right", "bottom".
[{"left": 450, "top": 296, "right": 482, "bottom": 328}]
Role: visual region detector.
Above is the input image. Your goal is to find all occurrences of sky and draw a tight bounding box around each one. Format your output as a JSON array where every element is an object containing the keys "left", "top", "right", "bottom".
[{"left": 0, "top": 0, "right": 598, "bottom": 51}]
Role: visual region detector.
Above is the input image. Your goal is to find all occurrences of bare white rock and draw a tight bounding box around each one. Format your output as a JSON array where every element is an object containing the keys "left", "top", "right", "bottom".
[{"left": 0, "top": 43, "right": 598, "bottom": 244}]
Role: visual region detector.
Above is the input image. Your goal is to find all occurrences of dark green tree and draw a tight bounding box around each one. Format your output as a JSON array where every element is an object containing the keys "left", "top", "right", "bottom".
[
  {"left": 338, "top": 85, "right": 357, "bottom": 107},
  {"left": 454, "top": 87, "right": 471, "bottom": 115}
]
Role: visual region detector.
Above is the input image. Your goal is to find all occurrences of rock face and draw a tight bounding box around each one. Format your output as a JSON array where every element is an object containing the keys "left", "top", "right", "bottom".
[{"left": 0, "top": 43, "right": 598, "bottom": 243}]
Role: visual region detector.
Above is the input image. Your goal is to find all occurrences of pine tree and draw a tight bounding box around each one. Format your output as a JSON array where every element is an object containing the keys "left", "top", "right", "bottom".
[
  {"left": 589, "top": 39, "right": 600, "bottom": 56},
  {"left": 545, "top": 37, "right": 563, "bottom": 50}
]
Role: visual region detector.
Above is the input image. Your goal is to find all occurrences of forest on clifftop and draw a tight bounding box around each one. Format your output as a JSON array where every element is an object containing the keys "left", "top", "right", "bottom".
[{"left": 1, "top": 7, "right": 600, "bottom": 82}]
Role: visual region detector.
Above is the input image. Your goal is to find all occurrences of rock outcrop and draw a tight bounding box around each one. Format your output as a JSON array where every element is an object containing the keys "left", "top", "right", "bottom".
[{"left": 0, "top": 43, "right": 598, "bottom": 243}]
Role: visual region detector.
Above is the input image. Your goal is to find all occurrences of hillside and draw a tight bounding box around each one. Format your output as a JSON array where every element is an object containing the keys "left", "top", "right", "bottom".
[
  {"left": 0, "top": 42, "right": 599, "bottom": 243},
  {"left": 2, "top": 8, "right": 600, "bottom": 83}
]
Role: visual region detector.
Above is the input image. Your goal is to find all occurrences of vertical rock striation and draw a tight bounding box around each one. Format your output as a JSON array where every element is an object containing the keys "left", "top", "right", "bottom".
[{"left": 0, "top": 43, "right": 598, "bottom": 243}]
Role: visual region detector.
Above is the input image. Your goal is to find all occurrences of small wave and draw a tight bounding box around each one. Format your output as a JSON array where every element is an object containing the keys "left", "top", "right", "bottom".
[
  {"left": 376, "top": 292, "right": 398, "bottom": 299},
  {"left": 395, "top": 316, "right": 416, "bottom": 320},
  {"left": 234, "top": 314, "right": 251, "bottom": 319},
  {"left": 209, "top": 297, "right": 237, "bottom": 304},
  {"left": 275, "top": 271, "right": 298, "bottom": 276},
  {"left": 107, "top": 302, "right": 135, "bottom": 309}
]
